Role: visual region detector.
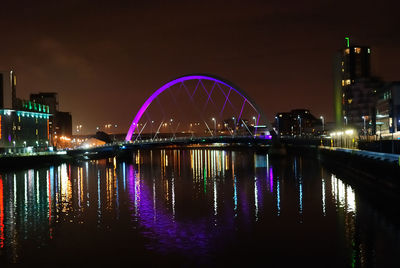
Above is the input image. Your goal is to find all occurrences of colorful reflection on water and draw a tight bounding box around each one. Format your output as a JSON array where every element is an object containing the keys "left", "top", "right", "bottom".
[{"left": 0, "top": 149, "right": 399, "bottom": 266}]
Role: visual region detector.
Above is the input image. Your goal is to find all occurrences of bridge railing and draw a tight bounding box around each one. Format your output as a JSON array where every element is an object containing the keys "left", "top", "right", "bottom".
[{"left": 78, "top": 135, "right": 272, "bottom": 150}]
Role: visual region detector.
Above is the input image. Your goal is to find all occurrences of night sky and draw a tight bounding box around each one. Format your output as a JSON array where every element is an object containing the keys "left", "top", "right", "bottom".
[{"left": 0, "top": 0, "right": 399, "bottom": 134}]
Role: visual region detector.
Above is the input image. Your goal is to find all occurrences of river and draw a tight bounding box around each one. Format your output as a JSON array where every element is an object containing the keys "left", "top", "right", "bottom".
[{"left": 0, "top": 149, "right": 399, "bottom": 267}]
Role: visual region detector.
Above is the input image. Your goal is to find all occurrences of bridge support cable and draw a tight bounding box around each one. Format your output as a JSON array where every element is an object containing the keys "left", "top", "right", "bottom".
[
  {"left": 134, "top": 122, "right": 147, "bottom": 142},
  {"left": 199, "top": 80, "right": 217, "bottom": 109},
  {"left": 125, "top": 74, "right": 272, "bottom": 141},
  {"left": 203, "top": 120, "right": 214, "bottom": 136},
  {"left": 254, "top": 114, "right": 260, "bottom": 136},
  {"left": 219, "top": 86, "right": 233, "bottom": 117},
  {"left": 237, "top": 99, "right": 247, "bottom": 123},
  {"left": 181, "top": 82, "right": 194, "bottom": 102},
  {"left": 172, "top": 122, "right": 180, "bottom": 140},
  {"left": 225, "top": 125, "right": 234, "bottom": 137},
  {"left": 153, "top": 121, "right": 164, "bottom": 140},
  {"left": 241, "top": 119, "right": 254, "bottom": 137},
  {"left": 203, "top": 81, "right": 217, "bottom": 111},
  {"left": 218, "top": 83, "right": 236, "bottom": 110},
  {"left": 191, "top": 80, "right": 201, "bottom": 99}
]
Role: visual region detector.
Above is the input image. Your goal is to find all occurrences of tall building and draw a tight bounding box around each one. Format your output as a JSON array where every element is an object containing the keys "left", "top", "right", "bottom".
[
  {"left": 0, "top": 71, "right": 51, "bottom": 151},
  {"left": 0, "top": 71, "right": 16, "bottom": 109},
  {"left": 30, "top": 92, "right": 72, "bottom": 147},
  {"left": 333, "top": 37, "right": 382, "bottom": 135}
]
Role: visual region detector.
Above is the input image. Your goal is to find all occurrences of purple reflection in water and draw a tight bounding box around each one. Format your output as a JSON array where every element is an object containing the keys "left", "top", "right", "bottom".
[
  {"left": 269, "top": 167, "right": 273, "bottom": 193},
  {"left": 126, "top": 163, "right": 216, "bottom": 257}
]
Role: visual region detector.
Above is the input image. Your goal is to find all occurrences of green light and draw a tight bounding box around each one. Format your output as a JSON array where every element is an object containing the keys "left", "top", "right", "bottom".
[{"left": 345, "top": 37, "right": 350, "bottom": 48}]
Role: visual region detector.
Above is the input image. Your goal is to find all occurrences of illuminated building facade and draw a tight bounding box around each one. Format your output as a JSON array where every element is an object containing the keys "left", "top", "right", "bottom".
[
  {"left": 30, "top": 92, "right": 72, "bottom": 147},
  {"left": 333, "top": 37, "right": 384, "bottom": 135},
  {"left": 0, "top": 71, "right": 51, "bottom": 151},
  {"left": 333, "top": 38, "right": 370, "bottom": 124},
  {"left": 0, "top": 109, "right": 50, "bottom": 150},
  {"left": 275, "top": 109, "right": 322, "bottom": 136},
  {"left": 376, "top": 82, "right": 400, "bottom": 138}
]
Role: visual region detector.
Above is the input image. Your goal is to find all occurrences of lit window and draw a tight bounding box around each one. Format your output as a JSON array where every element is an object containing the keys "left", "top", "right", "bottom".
[
  {"left": 342, "top": 80, "right": 345, "bottom": 86},
  {"left": 354, "top": 47, "right": 361, "bottom": 54},
  {"left": 367, "top": 48, "right": 370, "bottom": 54},
  {"left": 348, "top": 99, "right": 353, "bottom": 104},
  {"left": 345, "top": 79, "right": 351, "bottom": 85},
  {"left": 345, "top": 48, "right": 350, "bottom": 55}
]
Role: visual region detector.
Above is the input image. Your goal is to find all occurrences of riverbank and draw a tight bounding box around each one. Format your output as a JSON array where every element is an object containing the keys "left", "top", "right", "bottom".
[
  {"left": 0, "top": 152, "right": 73, "bottom": 171},
  {"left": 286, "top": 144, "right": 400, "bottom": 199}
]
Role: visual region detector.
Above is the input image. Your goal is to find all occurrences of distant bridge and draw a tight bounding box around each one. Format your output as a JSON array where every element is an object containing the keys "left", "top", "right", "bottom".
[
  {"left": 125, "top": 73, "right": 274, "bottom": 142},
  {"left": 70, "top": 73, "right": 276, "bottom": 158}
]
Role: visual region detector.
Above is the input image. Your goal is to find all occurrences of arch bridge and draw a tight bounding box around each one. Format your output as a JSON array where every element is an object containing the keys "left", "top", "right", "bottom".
[
  {"left": 68, "top": 74, "right": 274, "bottom": 158},
  {"left": 125, "top": 73, "right": 273, "bottom": 142}
]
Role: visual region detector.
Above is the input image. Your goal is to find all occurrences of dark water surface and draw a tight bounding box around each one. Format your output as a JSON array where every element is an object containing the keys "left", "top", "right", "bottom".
[{"left": 0, "top": 149, "right": 399, "bottom": 267}]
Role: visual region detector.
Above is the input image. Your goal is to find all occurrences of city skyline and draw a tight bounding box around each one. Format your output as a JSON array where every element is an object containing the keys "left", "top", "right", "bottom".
[{"left": 0, "top": 1, "right": 399, "bottom": 134}]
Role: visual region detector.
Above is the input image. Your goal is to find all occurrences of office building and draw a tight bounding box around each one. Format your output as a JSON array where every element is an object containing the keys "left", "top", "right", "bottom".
[
  {"left": 376, "top": 82, "right": 400, "bottom": 138},
  {"left": 0, "top": 109, "right": 50, "bottom": 150},
  {"left": 30, "top": 92, "right": 58, "bottom": 113},
  {"left": 275, "top": 109, "right": 322, "bottom": 136},
  {"left": 30, "top": 92, "right": 72, "bottom": 147},
  {"left": 333, "top": 37, "right": 383, "bottom": 135},
  {"left": 0, "top": 71, "right": 51, "bottom": 152}
]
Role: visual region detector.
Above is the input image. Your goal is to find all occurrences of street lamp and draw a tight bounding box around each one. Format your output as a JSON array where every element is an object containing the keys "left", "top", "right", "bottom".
[
  {"left": 232, "top": 116, "right": 236, "bottom": 136},
  {"left": 362, "top": 116, "right": 366, "bottom": 136},
  {"left": 297, "top": 115, "right": 302, "bottom": 136},
  {"left": 252, "top": 116, "right": 256, "bottom": 126},
  {"left": 76, "top": 124, "right": 82, "bottom": 133},
  {"left": 320, "top": 116, "right": 324, "bottom": 134},
  {"left": 212, "top": 118, "right": 216, "bottom": 136},
  {"left": 344, "top": 116, "right": 348, "bottom": 126},
  {"left": 275, "top": 116, "right": 279, "bottom": 136}
]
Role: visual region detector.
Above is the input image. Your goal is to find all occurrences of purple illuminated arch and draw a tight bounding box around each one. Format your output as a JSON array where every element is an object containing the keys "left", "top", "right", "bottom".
[{"left": 125, "top": 74, "right": 271, "bottom": 141}]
